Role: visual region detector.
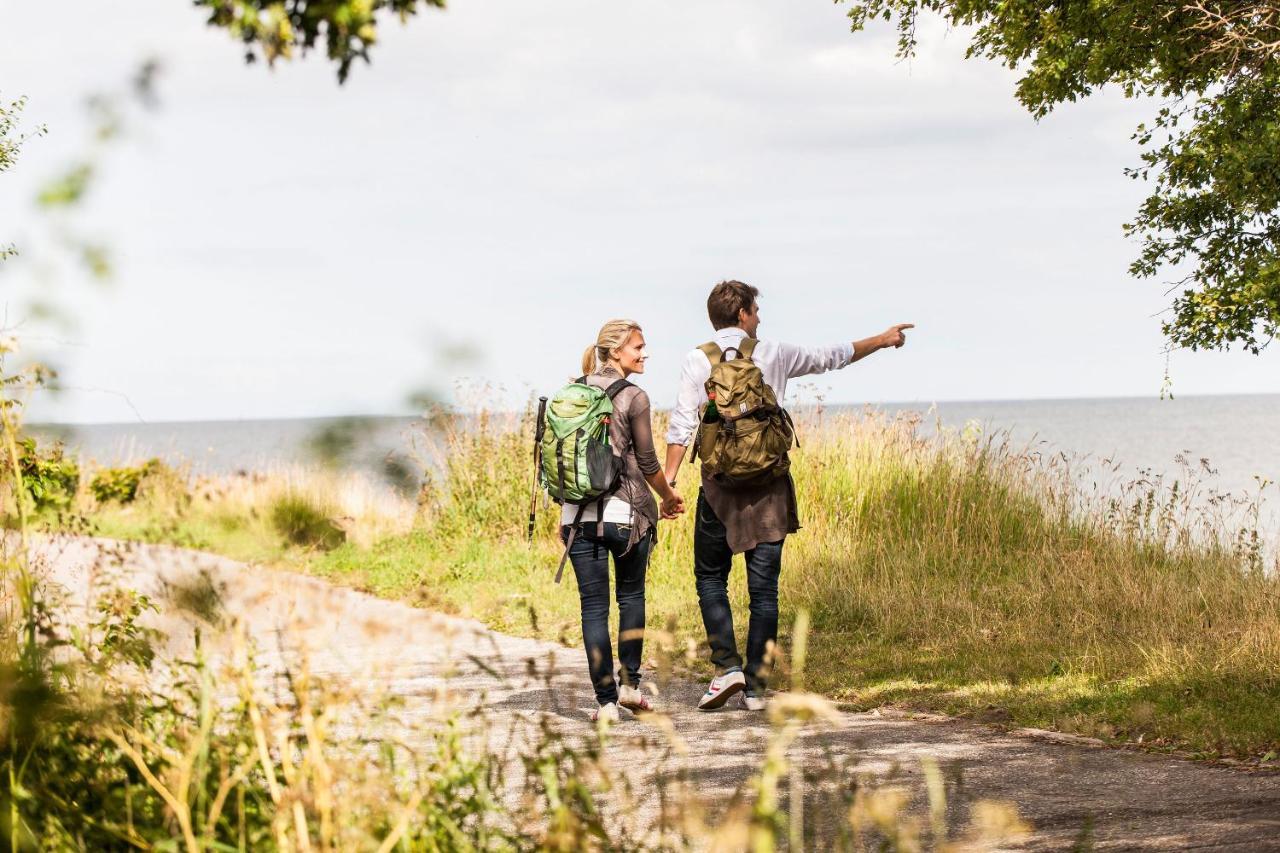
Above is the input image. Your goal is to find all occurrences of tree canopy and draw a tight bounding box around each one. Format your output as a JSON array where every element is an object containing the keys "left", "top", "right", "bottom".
[
  {"left": 195, "top": 0, "right": 445, "bottom": 82},
  {"left": 1, "top": 96, "right": 42, "bottom": 263},
  {"left": 842, "top": 0, "right": 1280, "bottom": 353}
]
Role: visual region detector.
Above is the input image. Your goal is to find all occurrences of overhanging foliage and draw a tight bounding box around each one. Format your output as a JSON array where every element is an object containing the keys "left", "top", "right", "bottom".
[{"left": 842, "top": 0, "right": 1280, "bottom": 352}]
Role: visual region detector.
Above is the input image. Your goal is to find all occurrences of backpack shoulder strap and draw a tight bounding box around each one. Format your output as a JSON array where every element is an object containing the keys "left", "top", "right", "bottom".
[
  {"left": 738, "top": 337, "right": 759, "bottom": 361},
  {"left": 603, "top": 378, "right": 633, "bottom": 400},
  {"left": 698, "top": 341, "right": 723, "bottom": 365}
]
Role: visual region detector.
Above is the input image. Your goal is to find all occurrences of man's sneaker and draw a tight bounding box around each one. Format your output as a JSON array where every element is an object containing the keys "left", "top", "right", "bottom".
[
  {"left": 591, "top": 702, "right": 620, "bottom": 723},
  {"left": 697, "top": 671, "right": 746, "bottom": 710},
  {"left": 740, "top": 693, "right": 766, "bottom": 712},
  {"left": 618, "top": 684, "right": 653, "bottom": 714}
]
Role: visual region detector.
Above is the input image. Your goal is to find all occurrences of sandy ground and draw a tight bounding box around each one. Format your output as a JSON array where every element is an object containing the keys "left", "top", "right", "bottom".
[{"left": 31, "top": 536, "right": 1280, "bottom": 851}]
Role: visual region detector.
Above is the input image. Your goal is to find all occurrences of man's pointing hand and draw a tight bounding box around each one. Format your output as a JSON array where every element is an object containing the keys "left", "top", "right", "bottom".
[
  {"left": 883, "top": 323, "right": 914, "bottom": 349},
  {"left": 852, "top": 323, "right": 915, "bottom": 362}
]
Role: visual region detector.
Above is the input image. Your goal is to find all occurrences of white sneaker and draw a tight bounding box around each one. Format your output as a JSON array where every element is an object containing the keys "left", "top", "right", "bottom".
[
  {"left": 697, "top": 671, "right": 746, "bottom": 710},
  {"left": 740, "top": 693, "right": 766, "bottom": 712},
  {"left": 618, "top": 684, "right": 653, "bottom": 714},
  {"left": 592, "top": 702, "right": 620, "bottom": 723}
]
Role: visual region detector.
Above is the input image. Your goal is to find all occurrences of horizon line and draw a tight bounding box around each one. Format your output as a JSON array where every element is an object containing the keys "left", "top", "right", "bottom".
[{"left": 29, "top": 389, "right": 1280, "bottom": 429}]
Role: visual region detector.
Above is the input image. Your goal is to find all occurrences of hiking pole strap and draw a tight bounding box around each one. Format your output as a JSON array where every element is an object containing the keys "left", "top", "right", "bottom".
[
  {"left": 555, "top": 503, "right": 589, "bottom": 584},
  {"left": 527, "top": 470, "right": 539, "bottom": 541}
]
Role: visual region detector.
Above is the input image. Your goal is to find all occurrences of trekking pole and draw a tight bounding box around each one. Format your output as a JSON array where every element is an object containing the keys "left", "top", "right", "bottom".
[{"left": 527, "top": 396, "right": 548, "bottom": 542}]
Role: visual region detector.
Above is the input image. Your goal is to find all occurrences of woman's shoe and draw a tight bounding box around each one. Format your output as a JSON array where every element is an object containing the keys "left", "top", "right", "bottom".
[
  {"left": 592, "top": 702, "right": 620, "bottom": 723},
  {"left": 618, "top": 684, "right": 653, "bottom": 713},
  {"left": 697, "top": 671, "right": 746, "bottom": 710},
  {"left": 739, "top": 692, "right": 766, "bottom": 711}
]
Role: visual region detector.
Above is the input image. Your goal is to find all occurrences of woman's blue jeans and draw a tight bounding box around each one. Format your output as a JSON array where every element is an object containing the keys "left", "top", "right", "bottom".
[{"left": 562, "top": 521, "right": 653, "bottom": 706}]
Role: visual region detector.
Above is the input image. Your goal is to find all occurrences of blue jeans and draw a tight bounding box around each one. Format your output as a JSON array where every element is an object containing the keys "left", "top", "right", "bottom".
[
  {"left": 562, "top": 521, "right": 653, "bottom": 706},
  {"left": 693, "top": 493, "right": 783, "bottom": 695}
]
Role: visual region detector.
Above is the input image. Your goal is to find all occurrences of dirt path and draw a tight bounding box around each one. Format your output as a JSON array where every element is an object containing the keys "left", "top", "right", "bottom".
[{"left": 33, "top": 536, "right": 1280, "bottom": 850}]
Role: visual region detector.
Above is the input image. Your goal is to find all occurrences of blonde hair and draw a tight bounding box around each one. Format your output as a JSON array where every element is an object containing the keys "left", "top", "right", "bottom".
[{"left": 582, "top": 319, "right": 642, "bottom": 376}]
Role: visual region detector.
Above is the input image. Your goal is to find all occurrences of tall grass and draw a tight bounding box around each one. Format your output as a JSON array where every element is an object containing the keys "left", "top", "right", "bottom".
[
  {"left": 308, "top": 405, "right": 1279, "bottom": 760},
  {"left": 777, "top": 412, "right": 1278, "bottom": 753},
  {"left": 4, "top": 409, "right": 1032, "bottom": 848},
  {"left": 12, "top": 396, "right": 1276, "bottom": 844},
  {"left": 55, "top": 404, "right": 1280, "bottom": 759}
]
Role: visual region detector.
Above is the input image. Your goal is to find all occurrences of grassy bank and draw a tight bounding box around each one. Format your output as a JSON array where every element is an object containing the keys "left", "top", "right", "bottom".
[
  {"left": 10, "top": 418, "right": 1043, "bottom": 850},
  {"left": 81, "top": 409, "right": 1280, "bottom": 763}
]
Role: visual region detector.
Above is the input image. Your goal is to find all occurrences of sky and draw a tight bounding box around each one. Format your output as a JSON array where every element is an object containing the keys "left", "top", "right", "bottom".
[{"left": 1, "top": 0, "right": 1276, "bottom": 424}]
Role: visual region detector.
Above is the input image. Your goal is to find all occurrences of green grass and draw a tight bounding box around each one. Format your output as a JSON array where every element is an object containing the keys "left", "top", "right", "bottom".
[
  {"left": 79, "top": 410, "right": 1280, "bottom": 763},
  {"left": 270, "top": 493, "right": 346, "bottom": 550}
]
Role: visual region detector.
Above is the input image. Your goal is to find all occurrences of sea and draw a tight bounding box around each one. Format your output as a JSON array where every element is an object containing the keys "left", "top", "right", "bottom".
[{"left": 30, "top": 393, "right": 1280, "bottom": 540}]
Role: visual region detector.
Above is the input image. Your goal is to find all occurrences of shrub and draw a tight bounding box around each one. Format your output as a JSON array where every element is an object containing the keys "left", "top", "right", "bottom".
[
  {"left": 133, "top": 460, "right": 192, "bottom": 516},
  {"left": 89, "top": 458, "right": 171, "bottom": 504},
  {"left": 270, "top": 494, "right": 346, "bottom": 550},
  {"left": 13, "top": 437, "right": 79, "bottom": 512}
]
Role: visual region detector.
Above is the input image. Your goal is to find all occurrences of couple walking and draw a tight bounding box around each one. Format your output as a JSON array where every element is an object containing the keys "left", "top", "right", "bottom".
[{"left": 547, "top": 281, "right": 912, "bottom": 722}]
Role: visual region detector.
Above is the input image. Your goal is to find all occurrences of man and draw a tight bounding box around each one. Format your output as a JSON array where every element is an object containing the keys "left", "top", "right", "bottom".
[{"left": 664, "top": 281, "right": 913, "bottom": 711}]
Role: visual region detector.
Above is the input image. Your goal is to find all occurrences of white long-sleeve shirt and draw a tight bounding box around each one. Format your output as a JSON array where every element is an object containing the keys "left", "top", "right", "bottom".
[{"left": 665, "top": 327, "right": 855, "bottom": 446}]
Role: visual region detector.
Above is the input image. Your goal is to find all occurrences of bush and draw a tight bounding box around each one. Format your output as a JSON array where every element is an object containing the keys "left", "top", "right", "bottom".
[
  {"left": 13, "top": 437, "right": 79, "bottom": 512},
  {"left": 89, "top": 458, "right": 166, "bottom": 504},
  {"left": 270, "top": 494, "right": 346, "bottom": 550}
]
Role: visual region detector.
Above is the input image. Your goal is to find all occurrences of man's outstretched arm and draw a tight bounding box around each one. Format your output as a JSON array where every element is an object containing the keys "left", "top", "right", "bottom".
[
  {"left": 852, "top": 323, "right": 914, "bottom": 363},
  {"left": 781, "top": 323, "right": 915, "bottom": 379}
]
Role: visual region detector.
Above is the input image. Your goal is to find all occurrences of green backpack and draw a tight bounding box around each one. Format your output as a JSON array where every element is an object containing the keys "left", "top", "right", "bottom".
[
  {"left": 693, "top": 338, "right": 796, "bottom": 487},
  {"left": 537, "top": 375, "right": 632, "bottom": 582}
]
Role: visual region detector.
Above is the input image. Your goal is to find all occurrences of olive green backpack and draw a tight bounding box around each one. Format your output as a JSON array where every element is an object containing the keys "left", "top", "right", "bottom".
[{"left": 693, "top": 338, "right": 796, "bottom": 487}]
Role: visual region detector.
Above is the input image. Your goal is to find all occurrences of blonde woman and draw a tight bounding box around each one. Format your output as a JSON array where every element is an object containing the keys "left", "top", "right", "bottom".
[{"left": 566, "top": 319, "right": 684, "bottom": 723}]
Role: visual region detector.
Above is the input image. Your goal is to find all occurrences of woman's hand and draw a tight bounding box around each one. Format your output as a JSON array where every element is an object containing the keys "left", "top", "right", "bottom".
[{"left": 646, "top": 469, "right": 686, "bottom": 519}]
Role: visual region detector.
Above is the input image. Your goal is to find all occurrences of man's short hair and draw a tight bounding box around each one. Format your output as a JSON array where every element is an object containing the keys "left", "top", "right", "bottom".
[{"left": 707, "top": 280, "right": 759, "bottom": 330}]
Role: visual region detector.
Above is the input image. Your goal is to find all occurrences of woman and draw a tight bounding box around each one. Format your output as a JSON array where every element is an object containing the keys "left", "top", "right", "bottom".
[{"left": 565, "top": 319, "right": 684, "bottom": 723}]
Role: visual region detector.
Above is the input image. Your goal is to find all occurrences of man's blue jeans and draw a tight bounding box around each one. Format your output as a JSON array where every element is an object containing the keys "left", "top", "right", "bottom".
[
  {"left": 693, "top": 493, "right": 783, "bottom": 695},
  {"left": 563, "top": 521, "right": 652, "bottom": 706}
]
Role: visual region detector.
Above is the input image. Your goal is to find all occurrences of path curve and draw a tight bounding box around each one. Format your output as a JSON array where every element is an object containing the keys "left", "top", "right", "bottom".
[{"left": 32, "top": 536, "right": 1280, "bottom": 850}]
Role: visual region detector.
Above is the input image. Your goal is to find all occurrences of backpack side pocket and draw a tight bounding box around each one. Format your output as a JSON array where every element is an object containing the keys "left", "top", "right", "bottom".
[{"left": 585, "top": 437, "right": 623, "bottom": 494}]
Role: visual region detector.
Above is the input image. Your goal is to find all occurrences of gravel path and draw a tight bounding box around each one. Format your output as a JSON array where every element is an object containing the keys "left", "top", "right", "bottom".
[{"left": 32, "top": 536, "right": 1280, "bottom": 850}]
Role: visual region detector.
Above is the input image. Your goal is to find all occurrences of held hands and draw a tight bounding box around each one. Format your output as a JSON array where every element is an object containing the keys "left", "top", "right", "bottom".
[
  {"left": 880, "top": 323, "right": 914, "bottom": 349},
  {"left": 660, "top": 493, "right": 685, "bottom": 519}
]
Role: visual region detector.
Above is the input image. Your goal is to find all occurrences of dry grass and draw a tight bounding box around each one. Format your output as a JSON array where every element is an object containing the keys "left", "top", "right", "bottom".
[
  {"left": 7, "top": 409, "right": 1034, "bottom": 849},
  {"left": 309, "top": 407, "right": 1280, "bottom": 760},
  {"left": 85, "top": 463, "right": 416, "bottom": 556},
  {"left": 63, "top": 407, "right": 1280, "bottom": 760}
]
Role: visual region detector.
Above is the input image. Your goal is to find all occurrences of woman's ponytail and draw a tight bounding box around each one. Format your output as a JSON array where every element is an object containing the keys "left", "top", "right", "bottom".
[{"left": 580, "top": 318, "right": 642, "bottom": 377}]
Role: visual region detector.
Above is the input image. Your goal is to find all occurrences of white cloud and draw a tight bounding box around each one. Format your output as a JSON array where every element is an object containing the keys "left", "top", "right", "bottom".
[{"left": 0, "top": 0, "right": 1273, "bottom": 424}]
